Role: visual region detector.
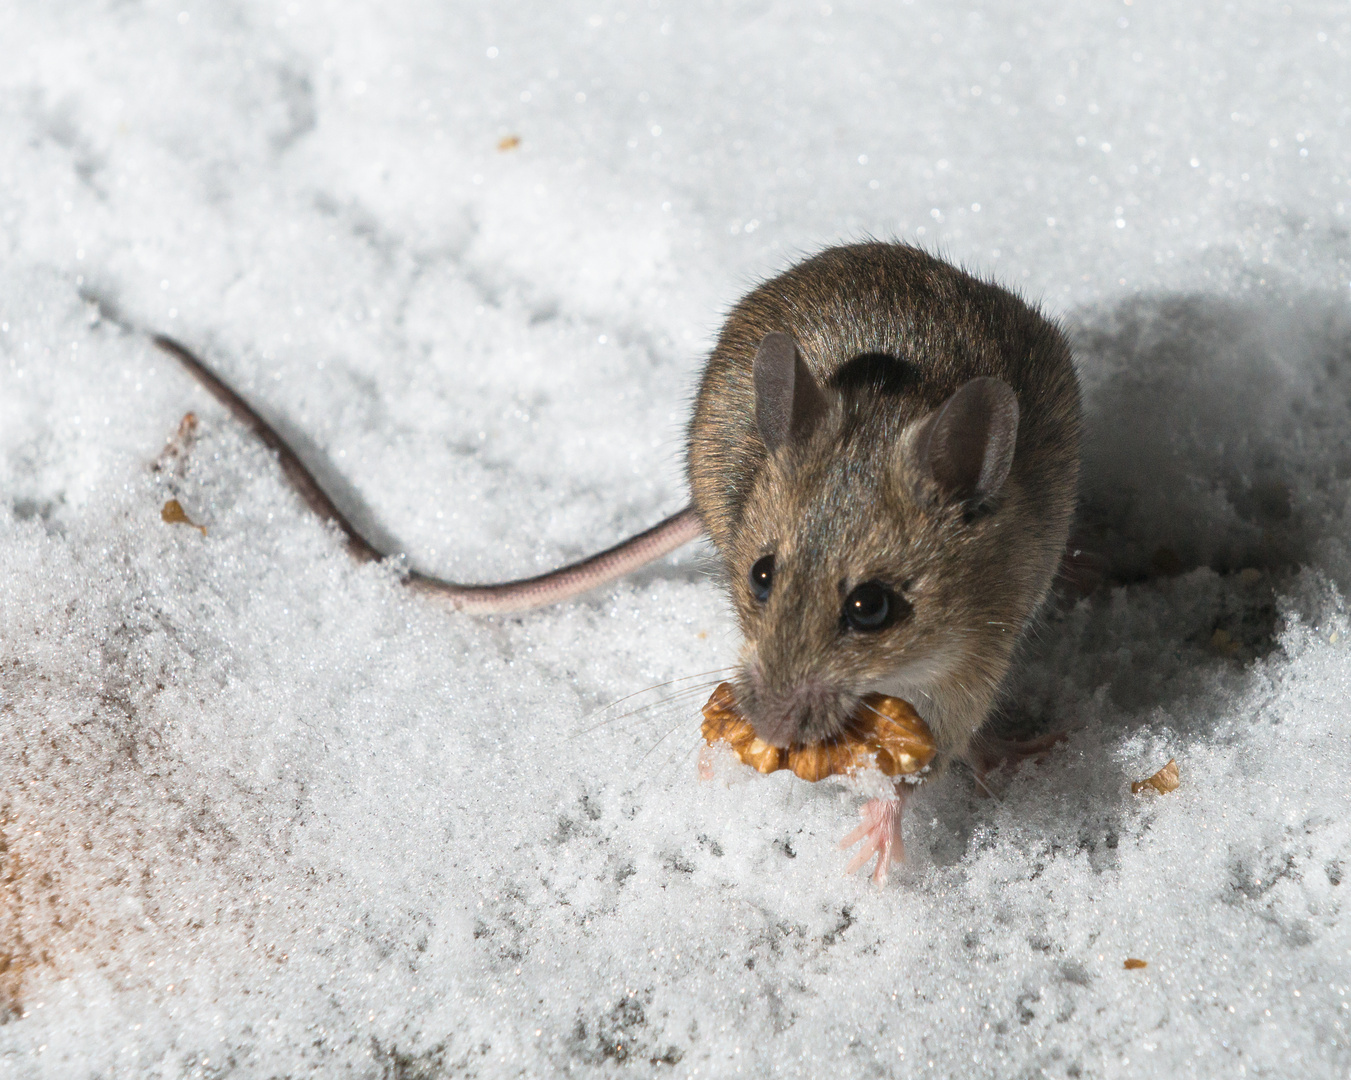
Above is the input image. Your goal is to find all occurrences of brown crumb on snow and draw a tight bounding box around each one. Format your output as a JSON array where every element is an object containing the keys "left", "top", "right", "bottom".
[
  {"left": 161, "top": 498, "right": 207, "bottom": 537},
  {"left": 1131, "top": 758, "right": 1180, "bottom": 796}
]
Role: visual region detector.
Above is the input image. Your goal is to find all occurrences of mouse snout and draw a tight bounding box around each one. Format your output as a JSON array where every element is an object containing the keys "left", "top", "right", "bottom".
[{"left": 736, "top": 662, "right": 856, "bottom": 748}]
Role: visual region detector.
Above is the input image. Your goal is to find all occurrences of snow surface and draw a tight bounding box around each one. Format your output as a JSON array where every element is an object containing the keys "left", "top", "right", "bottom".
[{"left": 2, "top": 1, "right": 1350, "bottom": 1076}]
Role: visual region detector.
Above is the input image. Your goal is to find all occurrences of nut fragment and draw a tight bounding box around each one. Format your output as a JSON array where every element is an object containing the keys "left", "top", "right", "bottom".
[
  {"left": 1131, "top": 758, "right": 1180, "bottom": 795},
  {"left": 700, "top": 683, "right": 936, "bottom": 782},
  {"left": 161, "top": 498, "right": 207, "bottom": 537}
]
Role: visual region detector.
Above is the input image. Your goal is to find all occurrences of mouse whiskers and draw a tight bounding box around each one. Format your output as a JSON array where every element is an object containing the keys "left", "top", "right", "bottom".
[
  {"left": 573, "top": 667, "right": 736, "bottom": 736},
  {"left": 568, "top": 669, "right": 737, "bottom": 784}
]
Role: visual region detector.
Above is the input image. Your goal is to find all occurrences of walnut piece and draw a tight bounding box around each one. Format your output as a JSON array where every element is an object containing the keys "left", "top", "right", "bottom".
[
  {"left": 1131, "top": 758, "right": 1180, "bottom": 795},
  {"left": 161, "top": 498, "right": 207, "bottom": 537},
  {"left": 700, "top": 682, "right": 936, "bottom": 782}
]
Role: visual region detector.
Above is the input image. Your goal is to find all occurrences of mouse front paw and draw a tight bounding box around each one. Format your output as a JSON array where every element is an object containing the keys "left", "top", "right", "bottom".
[{"left": 840, "top": 790, "right": 909, "bottom": 886}]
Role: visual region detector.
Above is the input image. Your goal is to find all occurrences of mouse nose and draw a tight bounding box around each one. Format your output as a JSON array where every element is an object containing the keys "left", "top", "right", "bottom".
[{"left": 740, "top": 664, "right": 853, "bottom": 747}]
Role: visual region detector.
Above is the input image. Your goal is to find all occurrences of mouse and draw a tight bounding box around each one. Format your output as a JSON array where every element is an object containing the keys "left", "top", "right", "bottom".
[
  {"left": 154, "top": 240, "right": 1080, "bottom": 884},
  {"left": 689, "top": 242, "right": 1080, "bottom": 880}
]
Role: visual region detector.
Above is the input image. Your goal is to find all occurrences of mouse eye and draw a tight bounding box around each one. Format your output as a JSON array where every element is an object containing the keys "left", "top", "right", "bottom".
[
  {"left": 843, "top": 581, "right": 902, "bottom": 632},
  {"left": 749, "top": 554, "right": 775, "bottom": 602}
]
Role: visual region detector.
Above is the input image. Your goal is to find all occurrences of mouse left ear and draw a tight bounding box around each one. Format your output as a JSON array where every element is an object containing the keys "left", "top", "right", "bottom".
[
  {"left": 753, "top": 333, "right": 829, "bottom": 455},
  {"left": 911, "top": 377, "right": 1019, "bottom": 505}
]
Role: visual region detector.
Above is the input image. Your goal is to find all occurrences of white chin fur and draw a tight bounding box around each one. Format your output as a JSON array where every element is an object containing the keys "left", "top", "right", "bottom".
[{"left": 868, "top": 652, "right": 958, "bottom": 715}]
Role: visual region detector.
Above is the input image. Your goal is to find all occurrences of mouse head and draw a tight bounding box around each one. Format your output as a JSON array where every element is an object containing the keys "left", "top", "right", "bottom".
[{"left": 729, "top": 332, "right": 1027, "bottom": 748}]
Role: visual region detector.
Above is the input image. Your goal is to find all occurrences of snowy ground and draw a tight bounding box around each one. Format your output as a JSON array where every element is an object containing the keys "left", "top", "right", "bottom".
[{"left": 2, "top": 1, "right": 1350, "bottom": 1076}]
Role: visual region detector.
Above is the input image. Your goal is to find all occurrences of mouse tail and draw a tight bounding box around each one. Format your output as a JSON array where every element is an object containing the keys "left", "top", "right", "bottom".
[
  {"left": 152, "top": 334, "right": 704, "bottom": 614},
  {"left": 407, "top": 506, "right": 702, "bottom": 613}
]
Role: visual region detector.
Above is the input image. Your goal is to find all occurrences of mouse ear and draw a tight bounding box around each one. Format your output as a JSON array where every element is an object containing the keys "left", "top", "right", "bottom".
[
  {"left": 753, "top": 333, "right": 829, "bottom": 455},
  {"left": 913, "top": 377, "right": 1019, "bottom": 504}
]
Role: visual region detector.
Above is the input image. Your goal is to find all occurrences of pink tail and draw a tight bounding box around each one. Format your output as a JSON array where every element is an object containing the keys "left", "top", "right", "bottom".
[{"left": 154, "top": 335, "right": 704, "bottom": 613}]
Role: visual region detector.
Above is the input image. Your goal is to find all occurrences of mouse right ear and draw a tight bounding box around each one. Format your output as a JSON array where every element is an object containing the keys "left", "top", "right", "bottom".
[
  {"left": 754, "top": 333, "right": 829, "bottom": 455},
  {"left": 912, "top": 377, "right": 1019, "bottom": 506}
]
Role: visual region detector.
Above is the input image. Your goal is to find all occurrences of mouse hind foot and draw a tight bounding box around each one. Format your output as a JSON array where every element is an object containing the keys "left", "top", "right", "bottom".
[{"left": 968, "top": 730, "right": 1068, "bottom": 796}]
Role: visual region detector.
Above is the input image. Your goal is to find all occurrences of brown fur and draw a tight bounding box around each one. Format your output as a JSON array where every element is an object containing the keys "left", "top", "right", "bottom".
[{"left": 687, "top": 243, "right": 1080, "bottom": 763}]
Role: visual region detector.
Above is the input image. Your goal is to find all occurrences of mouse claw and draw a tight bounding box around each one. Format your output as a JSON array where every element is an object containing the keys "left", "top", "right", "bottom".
[{"left": 840, "top": 789, "right": 908, "bottom": 885}]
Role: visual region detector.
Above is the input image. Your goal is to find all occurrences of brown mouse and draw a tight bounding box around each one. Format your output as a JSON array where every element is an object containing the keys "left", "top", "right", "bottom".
[
  {"left": 690, "top": 243, "right": 1079, "bottom": 760},
  {"left": 156, "top": 240, "right": 1080, "bottom": 882},
  {"left": 688, "top": 243, "right": 1079, "bottom": 879}
]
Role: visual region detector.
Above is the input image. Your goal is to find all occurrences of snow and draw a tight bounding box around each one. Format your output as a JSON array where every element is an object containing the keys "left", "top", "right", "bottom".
[{"left": 2, "top": 0, "right": 1350, "bottom": 1076}]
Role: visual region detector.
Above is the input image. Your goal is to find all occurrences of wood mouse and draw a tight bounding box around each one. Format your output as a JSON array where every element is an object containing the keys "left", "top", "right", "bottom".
[
  {"left": 155, "top": 241, "right": 1081, "bottom": 884},
  {"left": 689, "top": 242, "right": 1080, "bottom": 879}
]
